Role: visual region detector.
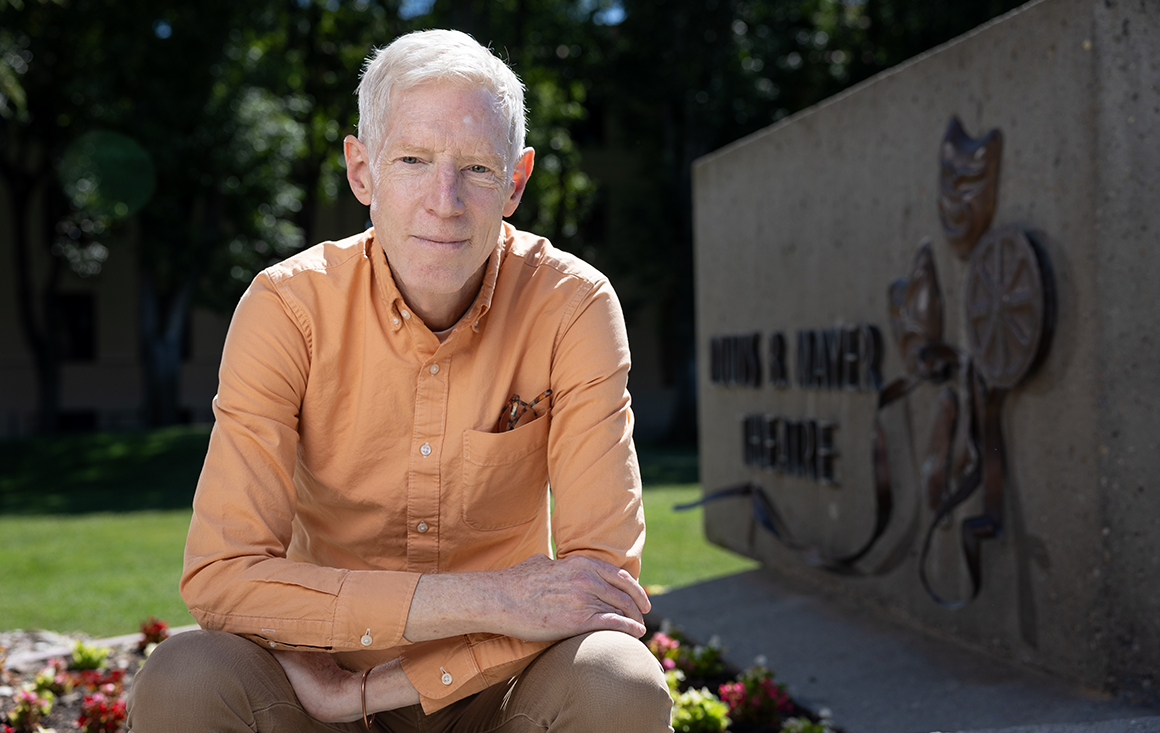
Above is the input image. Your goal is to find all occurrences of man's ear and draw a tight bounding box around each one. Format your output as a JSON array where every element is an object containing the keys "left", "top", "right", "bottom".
[
  {"left": 345, "top": 135, "right": 374, "bottom": 206},
  {"left": 502, "top": 148, "right": 535, "bottom": 218}
]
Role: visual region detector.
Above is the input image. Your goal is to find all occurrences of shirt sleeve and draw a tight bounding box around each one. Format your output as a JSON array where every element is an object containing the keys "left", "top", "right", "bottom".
[
  {"left": 181, "top": 272, "right": 423, "bottom": 653},
  {"left": 397, "top": 274, "right": 645, "bottom": 713},
  {"left": 400, "top": 635, "right": 553, "bottom": 712},
  {"left": 547, "top": 276, "right": 645, "bottom": 575}
]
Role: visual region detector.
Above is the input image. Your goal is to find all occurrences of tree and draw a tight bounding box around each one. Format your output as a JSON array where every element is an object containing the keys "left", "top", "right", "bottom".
[{"left": 0, "top": 0, "right": 132, "bottom": 433}]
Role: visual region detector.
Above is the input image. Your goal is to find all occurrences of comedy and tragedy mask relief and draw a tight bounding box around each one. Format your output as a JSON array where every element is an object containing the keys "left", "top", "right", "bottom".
[
  {"left": 875, "top": 118, "right": 1055, "bottom": 608},
  {"left": 937, "top": 117, "right": 1003, "bottom": 260},
  {"left": 889, "top": 240, "right": 943, "bottom": 378}
]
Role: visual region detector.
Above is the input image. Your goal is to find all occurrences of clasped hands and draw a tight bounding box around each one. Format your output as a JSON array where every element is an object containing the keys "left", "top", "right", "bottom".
[{"left": 272, "top": 554, "right": 651, "bottom": 722}]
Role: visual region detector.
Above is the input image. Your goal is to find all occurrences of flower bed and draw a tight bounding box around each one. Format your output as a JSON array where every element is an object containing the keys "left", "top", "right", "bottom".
[
  {"left": 3, "top": 618, "right": 838, "bottom": 732},
  {"left": 646, "top": 623, "right": 837, "bottom": 733},
  {"left": 0, "top": 618, "right": 167, "bottom": 733}
]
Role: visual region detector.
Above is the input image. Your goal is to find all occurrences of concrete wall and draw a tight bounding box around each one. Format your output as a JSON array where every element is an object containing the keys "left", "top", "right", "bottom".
[{"left": 693, "top": 0, "right": 1158, "bottom": 695}]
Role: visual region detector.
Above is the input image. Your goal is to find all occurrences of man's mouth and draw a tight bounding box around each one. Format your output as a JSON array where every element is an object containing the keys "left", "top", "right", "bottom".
[{"left": 413, "top": 235, "right": 468, "bottom": 247}]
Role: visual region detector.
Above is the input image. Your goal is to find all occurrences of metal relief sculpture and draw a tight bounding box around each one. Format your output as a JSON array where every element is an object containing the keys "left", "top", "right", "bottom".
[
  {"left": 881, "top": 120, "right": 1054, "bottom": 609},
  {"left": 695, "top": 116, "right": 1054, "bottom": 612},
  {"left": 891, "top": 240, "right": 944, "bottom": 377},
  {"left": 937, "top": 117, "right": 1003, "bottom": 260},
  {"left": 965, "top": 227, "right": 1053, "bottom": 389}
]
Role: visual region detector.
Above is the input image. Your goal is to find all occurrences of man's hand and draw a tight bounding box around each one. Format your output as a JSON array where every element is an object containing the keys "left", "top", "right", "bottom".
[
  {"left": 271, "top": 651, "right": 361, "bottom": 723},
  {"left": 271, "top": 652, "right": 420, "bottom": 723},
  {"left": 493, "top": 554, "right": 651, "bottom": 640},
  {"left": 405, "top": 554, "right": 651, "bottom": 643}
]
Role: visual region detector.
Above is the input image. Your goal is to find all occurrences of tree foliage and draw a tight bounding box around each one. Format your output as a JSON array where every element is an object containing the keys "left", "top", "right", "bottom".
[{"left": 2, "top": 0, "right": 1025, "bottom": 434}]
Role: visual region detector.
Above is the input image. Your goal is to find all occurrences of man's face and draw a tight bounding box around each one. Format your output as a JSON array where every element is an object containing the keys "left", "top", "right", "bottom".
[{"left": 345, "top": 82, "right": 532, "bottom": 319}]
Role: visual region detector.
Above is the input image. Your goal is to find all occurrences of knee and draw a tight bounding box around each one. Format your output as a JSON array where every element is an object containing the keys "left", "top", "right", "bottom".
[
  {"left": 131, "top": 630, "right": 241, "bottom": 699},
  {"left": 127, "top": 630, "right": 278, "bottom": 732},
  {"left": 565, "top": 631, "right": 672, "bottom": 729}
]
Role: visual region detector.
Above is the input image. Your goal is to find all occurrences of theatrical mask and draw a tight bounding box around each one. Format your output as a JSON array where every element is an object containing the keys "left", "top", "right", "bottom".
[{"left": 937, "top": 117, "right": 1002, "bottom": 260}]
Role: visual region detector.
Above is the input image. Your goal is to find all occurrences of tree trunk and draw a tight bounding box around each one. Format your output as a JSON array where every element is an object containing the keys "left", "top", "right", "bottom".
[
  {"left": 3, "top": 157, "right": 63, "bottom": 434},
  {"left": 138, "top": 270, "right": 195, "bottom": 427},
  {"left": 137, "top": 190, "right": 218, "bottom": 428}
]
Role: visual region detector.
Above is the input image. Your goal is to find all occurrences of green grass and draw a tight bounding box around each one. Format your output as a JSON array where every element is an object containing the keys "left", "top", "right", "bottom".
[
  {"left": 0, "top": 510, "right": 195, "bottom": 636},
  {"left": 0, "top": 431, "right": 756, "bottom": 636},
  {"left": 639, "top": 485, "right": 759, "bottom": 592}
]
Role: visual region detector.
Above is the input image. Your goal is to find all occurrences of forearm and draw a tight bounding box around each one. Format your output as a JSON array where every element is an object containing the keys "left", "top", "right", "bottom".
[
  {"left": 365, "top": 660, "right": 421, "bottom": 718},
  {"left": 402, "top": 568, "right": 504, "bottom": 641},
  {"left": 272, "top": 652, "right": 420, "bottom": 722}
]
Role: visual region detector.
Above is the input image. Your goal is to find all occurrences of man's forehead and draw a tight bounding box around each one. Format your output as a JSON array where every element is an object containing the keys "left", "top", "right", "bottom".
[
  {"left": 393, "top": 80, "right": 503, "bottom": 122},
  {"left": 383, "top": 83, "right": 508, "bottom": 153}
]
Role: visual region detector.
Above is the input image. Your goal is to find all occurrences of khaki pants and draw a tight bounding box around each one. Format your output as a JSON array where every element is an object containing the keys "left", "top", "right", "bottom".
[{"left": 127, "top": 629, "right": 673, "bottom": 732}]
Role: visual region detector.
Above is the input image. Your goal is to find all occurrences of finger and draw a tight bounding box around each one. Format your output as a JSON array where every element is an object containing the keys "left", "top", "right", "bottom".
[
  {"left": 590, "top": 609, "right": 647, "bottom": 638},
  {"left": 589, "top": 561, "right": 651, "bottom": 615},
  {"left": 585, "top": 576, "right": 646, "bottom": 628}
]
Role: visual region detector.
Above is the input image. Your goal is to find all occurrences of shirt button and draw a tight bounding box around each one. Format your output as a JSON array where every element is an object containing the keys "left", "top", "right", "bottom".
[
  {"left": 401, "top": 310, "right": 411, "bottom": 319},
  {"left": 420, "top": 443, "right": 431, "bottom": 456},
  {"left": 441, "top": 668, "right": 453, "bottom": 686},
  {"left": 417, "top": 521, "right": 429, "bottom": 533},
  {"left": 361, "top": 632, "right": 373, "bottom": 647},
  {"left": 392, "top": 317, "right": 400, "bottom": 326},
  {"left": 268, "top": 641, "right": 276, "bottom": 648},
  {"left": 429, "top": 364, "right": 440, "bottom": 375}
]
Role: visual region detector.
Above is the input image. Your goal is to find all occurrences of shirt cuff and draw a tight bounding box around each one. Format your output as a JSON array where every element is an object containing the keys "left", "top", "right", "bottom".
[
  {"left": 331, "top": 570, "right": 422, "bottom": 651},
  {"left": 400, "top": 635, "right": 552, "bottom": 713}
]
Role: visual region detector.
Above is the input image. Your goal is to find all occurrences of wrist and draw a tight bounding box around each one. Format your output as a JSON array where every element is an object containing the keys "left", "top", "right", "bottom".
[{"left": 405, "top": 568, "right": 507, "bottom": 641}]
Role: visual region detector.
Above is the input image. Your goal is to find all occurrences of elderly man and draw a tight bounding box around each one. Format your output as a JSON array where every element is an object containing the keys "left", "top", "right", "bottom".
[{"left": 127, "top": 28, "right": 672, "bottom": 733}]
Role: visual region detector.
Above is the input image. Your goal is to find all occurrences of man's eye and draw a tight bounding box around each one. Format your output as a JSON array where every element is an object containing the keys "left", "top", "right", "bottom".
[
  {"left": 468, "top": 165, "right": 490, "bottom": 174},
  {"left": 401, "top": 156, "right": 420, "bottom": 164}
]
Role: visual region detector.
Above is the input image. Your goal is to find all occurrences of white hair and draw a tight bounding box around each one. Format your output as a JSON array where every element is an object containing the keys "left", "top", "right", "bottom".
[{"left": 356, "top": 29, "right": 527, "bottom": 173}]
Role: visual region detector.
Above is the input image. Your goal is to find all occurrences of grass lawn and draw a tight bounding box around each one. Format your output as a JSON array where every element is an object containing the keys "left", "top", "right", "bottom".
[
  {"left": 0, "top": 429, "right": 756, "bottom": 637},
  {"left": 0, "top": 511, "right": 195, "bottom": 637},
  {"left": 639, "top": 484, "right": 759, "bottom": 591}
]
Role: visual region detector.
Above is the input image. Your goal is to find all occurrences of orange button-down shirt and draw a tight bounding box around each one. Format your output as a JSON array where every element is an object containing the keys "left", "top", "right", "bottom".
[{"left": 181, "top": 224, "right": 644, "bottom": 713}]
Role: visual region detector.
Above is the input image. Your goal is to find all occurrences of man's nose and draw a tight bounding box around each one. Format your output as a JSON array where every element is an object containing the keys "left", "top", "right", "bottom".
[{"left": 425, "top": 164, "right": 466, "bottom": 217}]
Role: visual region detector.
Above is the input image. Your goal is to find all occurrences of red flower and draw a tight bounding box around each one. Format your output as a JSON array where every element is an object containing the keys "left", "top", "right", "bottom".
[
  {"left": 78, "top": 692, "right": 127, "bottom": 733},
  {"left": 138, "top": 616, "right": 170, "bottom": 650}
]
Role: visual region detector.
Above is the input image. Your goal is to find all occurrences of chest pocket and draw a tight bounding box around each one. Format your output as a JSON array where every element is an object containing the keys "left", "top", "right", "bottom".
[{"left": 461, "top": 415, "right": 550, "bottom": 531}]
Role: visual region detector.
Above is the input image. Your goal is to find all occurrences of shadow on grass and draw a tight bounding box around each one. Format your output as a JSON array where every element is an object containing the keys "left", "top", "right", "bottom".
[
  {"left": 637, "top": 443, "right": 699, "bottom": 487},
  {"left": 0, "top": 425, "right": 211, "bottom": 515}
]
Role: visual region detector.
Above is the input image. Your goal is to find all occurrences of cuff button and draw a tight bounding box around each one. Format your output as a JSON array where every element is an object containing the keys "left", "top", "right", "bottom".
[
  {"left": 361, "top": 628, "right": 373, "bottom": 646},
  {"left": 441, "top": 668, "right": 453, "bottom": 686}
]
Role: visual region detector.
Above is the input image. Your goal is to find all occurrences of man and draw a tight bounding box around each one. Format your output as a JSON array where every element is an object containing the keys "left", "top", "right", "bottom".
[{"left": 127, "top": 28, "right": 672, "bottom": 733}]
